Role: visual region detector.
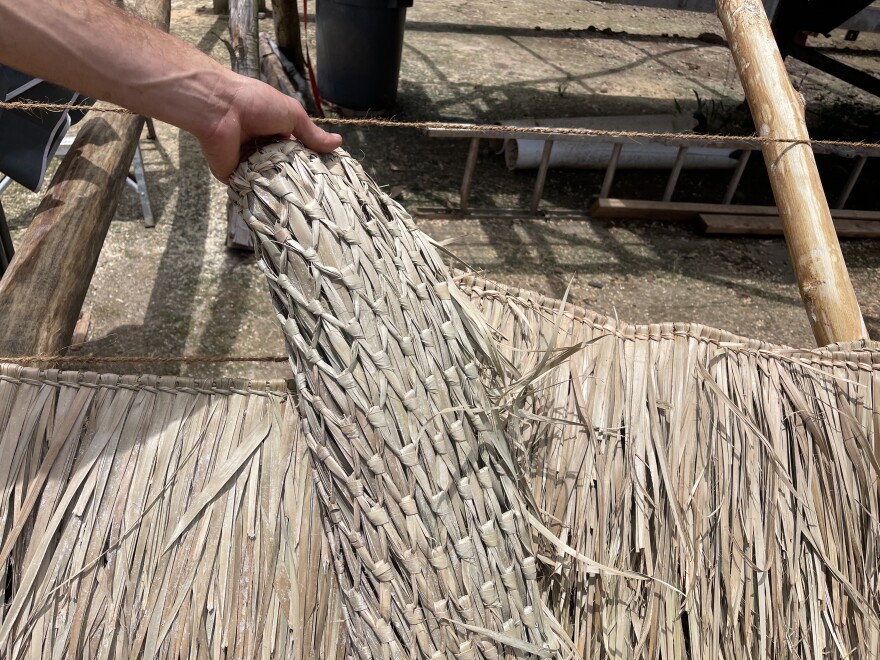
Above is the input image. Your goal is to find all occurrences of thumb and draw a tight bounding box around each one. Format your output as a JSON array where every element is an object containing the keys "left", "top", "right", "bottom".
[{"left": 291, "top": 111, "right": 342, "bottom": 153}]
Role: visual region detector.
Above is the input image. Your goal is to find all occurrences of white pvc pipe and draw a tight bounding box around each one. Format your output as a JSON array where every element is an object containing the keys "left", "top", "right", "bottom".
[{"left": 502, "top": 115, "right": 739, "bottom": 171}]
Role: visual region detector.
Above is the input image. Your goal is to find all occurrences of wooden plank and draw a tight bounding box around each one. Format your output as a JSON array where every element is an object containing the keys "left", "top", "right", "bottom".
[
  {"left": 259, "top": 32, "right": 305, "bottom": 108},
  {"left": 591, "top": 198, "right": 880, "bottom": 222},
  {"left": 700, "top": 214, "right": 880, "bottom": 238},
  {"left": 226, "top": 0, "right": 260, "bottom": 249},
  {"left": 718, "top": 0, "right": 866, "bottom": 344},
  {"left": 0, "top": 0, "right": 170, "bottom": 357}
]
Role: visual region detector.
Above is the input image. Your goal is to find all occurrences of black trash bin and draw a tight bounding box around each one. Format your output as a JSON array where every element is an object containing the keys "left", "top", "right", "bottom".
[{"left": 316, "top": 0, "right": 412, "bottom": 113}]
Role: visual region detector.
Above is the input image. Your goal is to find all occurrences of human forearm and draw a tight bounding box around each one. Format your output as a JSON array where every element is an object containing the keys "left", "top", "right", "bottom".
[
  {"left": 0, "top": 0, "right": 234, "bottom": 141},
  {"left": 0, "top": 0, "right": 340, "bottom": 181}
]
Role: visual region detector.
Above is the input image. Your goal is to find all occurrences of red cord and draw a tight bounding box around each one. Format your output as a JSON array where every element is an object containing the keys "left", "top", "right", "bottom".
[{"left": 302, "top": 0, "right": 325, "bottom": 117}]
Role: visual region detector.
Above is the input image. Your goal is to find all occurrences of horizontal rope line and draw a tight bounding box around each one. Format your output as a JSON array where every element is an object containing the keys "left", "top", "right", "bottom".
[
  {"left": 0, "top": 100, "right": 132, "bottom": 114},
  {"left": 1, "top": 99, "right": 877, "bottom": 151},
  {"left": 0, "top": 355, "right": 289, "bottom": 364},
  {"left": 314, "top": 117, "right": 878, "bottom": 151}
]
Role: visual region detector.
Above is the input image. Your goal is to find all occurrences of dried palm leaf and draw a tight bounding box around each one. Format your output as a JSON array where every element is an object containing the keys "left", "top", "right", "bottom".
[{"left": 228, "top": 142, "right": 563, "bottom": 658}]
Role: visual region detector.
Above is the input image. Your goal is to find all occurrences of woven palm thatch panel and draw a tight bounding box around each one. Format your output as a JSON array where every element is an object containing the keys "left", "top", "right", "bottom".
[
  {"left": 228, "top": 142, "right": 562, "bottom": 658},
  {"left": 0, "top": 278, "right": 878, "bottom": 658},
  {"left": 2, "top": 143, "right": 878, "bottom": 659},
  {"left": 456, "top": 275, "right": 880, "bottom": 659},
  {"left": 0, "top": 369, "right": 342, "bottom": 659}
]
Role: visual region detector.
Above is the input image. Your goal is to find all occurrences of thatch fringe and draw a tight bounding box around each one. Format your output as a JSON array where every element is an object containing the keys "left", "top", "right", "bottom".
[
  {"left": 457, "top": 276, "right": 880, "bottom": 658},
  {"left": 0, "top": 371, "right": 342, "bottom": 658}
]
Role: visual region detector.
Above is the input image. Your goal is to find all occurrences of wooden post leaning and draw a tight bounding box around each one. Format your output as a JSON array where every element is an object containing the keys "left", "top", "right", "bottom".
[
  {"left": 259, "top": 33, "right": 306, "bottom": 108},
  {"left": 272, "top": 0, "right": 306, "bottom": 74},
  {"left": 0, "top": 0, "right": 171, "bottom": 357},
  {"left": 226, "top": 0, "right": 260, "bottom": 249},
  {"left": 717, "top": 0, "right": 867, "bottom": 346}
]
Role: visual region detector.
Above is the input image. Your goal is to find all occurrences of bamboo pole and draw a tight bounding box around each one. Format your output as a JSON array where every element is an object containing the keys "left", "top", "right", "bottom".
[
  {"left": 717, "top": 0, "right": 867, "bottom": 346},
  {"left": 0, "top": 0, "right": 170, "bottom": 357}
]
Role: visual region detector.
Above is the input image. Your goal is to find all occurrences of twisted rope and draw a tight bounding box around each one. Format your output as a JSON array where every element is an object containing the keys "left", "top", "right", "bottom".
[
  {"left": 1, "top": 99, "right": 878, "bottom": 151},
  {"left": 0, "top": 355, "right": 288, "bottom": 364}
]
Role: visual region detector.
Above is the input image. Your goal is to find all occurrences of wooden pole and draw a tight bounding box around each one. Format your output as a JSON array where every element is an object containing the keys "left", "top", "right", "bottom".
[
  {"left": 272, "top": 0, "right": 306, "bottom": 74},
  {"left": 213, "top": 0, "right": 264, "bottom": 14},
  {"left": 0, "top": 0, "right": 170, "bottom": 357},
  {"left": 717, "top": 0, "right": 867, "bottom": 346},
  {"left": 226, "top": 0, "right": 260, "bottom": 249},
  {"left": 259, "top": 32, "right": 306, "bottom": 108},
  {"left": 229, "top": 0, "right": 260, "bottom": 80}
]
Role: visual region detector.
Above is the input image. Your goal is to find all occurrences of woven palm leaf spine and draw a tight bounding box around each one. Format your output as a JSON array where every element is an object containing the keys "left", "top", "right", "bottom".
[{"left": 228, "top": 141, "right": 563, "bottom": 659}]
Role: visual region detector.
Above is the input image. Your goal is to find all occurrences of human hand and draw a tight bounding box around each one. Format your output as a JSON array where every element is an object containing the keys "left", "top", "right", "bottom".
[{"left": 197, "top": 74, "right": 342, "bottom": 183}]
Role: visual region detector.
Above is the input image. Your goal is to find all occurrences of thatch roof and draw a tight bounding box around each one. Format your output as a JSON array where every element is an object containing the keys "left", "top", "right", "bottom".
[
  {"left": 1, "top": 276, "right": 878, "bottom": 657},
  {"left": 1, "top": 141, "right": 877, "bottom": 658}
]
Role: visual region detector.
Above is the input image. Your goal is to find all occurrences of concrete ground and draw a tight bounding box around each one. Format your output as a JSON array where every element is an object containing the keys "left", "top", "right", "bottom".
[{"left": 2, "top": 0, "right": 879, "bottom": 378}]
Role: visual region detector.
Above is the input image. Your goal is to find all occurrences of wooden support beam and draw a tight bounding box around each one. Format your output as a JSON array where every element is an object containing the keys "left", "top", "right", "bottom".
[
  {"left": 229, "top": 0, "right": 260, "bottom": 80},
  {"left": 272, "top": 0, "right": 306, "bottom": 74},
  {"left": 226, "top": 0, "right": 260, "bottom": 249},
  {"left": 214, "top": 0, "right": 265, "bottom": 14},
  {"left": 717, "top": 0, "right": 866, "bottom": 345},
  {"left": 598, "top": 142, "right": 623, "bottom": 199},
  {"left": 529, "top": 141, "right": 554, "bottom": 214},
  {"left": 662, "top": 146, "right": 688, "bottom": 202},
  {"left": 0, "top": 0, "right": 170, "bottom": 357},
  {"left": 722, "top": 149, "right": 751, "bottom": 205},
  {"left": 425, "top": 126, "right": 880, "bottom": 158},
  {"left": 835, "top": 156, "right": 867, "bottom": 209}
]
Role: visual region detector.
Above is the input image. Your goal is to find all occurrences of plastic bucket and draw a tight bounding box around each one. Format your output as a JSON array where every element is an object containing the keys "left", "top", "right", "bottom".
[{"left": 316, "top": 0, "right": 412, "bottom": 113}]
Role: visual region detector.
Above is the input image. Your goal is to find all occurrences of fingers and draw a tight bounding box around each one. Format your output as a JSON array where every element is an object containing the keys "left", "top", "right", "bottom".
[{"left": 289, "top": 103, "right": 342, "bottom": 153}]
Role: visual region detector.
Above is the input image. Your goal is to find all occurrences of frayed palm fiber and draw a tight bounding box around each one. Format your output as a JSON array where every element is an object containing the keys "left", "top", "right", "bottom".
[{"left": 0, "top": 143, "right": 875, "bottom": 659}]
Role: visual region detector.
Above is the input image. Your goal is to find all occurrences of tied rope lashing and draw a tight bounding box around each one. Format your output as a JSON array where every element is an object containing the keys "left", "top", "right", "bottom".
[{"left": 228, "top": 141, "right": 566, "bottom": 658}]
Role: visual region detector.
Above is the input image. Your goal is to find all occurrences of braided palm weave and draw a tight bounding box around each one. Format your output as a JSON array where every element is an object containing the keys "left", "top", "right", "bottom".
[{"left": 228, "top": 141, "right": 564, "bottom": 658}]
